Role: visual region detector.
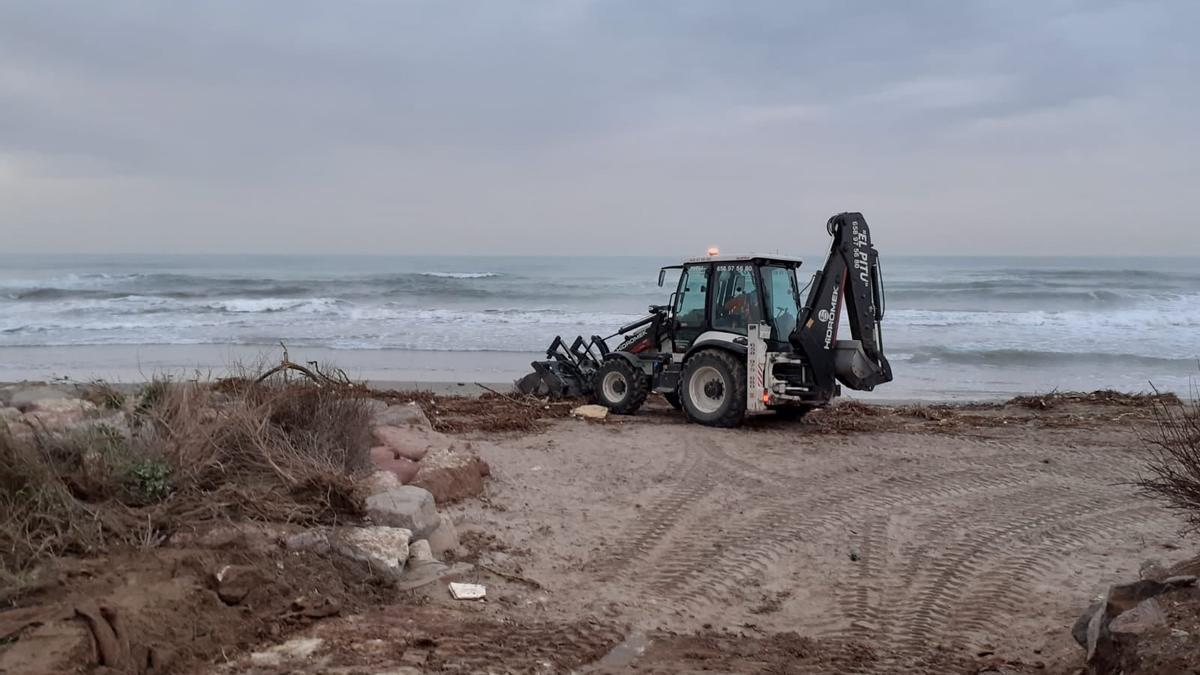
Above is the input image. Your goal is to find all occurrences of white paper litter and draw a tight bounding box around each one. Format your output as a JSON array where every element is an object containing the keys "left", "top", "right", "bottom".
[{"left": 448, "top": 582, "right": 487, "bottom": 600}]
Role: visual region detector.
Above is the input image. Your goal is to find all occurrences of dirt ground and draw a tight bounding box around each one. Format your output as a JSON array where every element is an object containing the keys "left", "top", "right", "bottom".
[
  {"left": 199, "top": 395, "right": 1192, "bottom": 675},
  {"left": 3, "top": 394, "right": 1193, "bottom": 674}
]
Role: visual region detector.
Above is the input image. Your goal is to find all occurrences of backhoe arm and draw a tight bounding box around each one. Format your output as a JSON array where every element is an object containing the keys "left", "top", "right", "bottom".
[{"left": 789, "top": 212, "right": 892, "bottom": 395}]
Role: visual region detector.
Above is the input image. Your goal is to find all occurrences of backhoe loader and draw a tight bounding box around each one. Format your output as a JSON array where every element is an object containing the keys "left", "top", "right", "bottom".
[{"left": 516, "top": 212, "right": 892, "bottom": 427}]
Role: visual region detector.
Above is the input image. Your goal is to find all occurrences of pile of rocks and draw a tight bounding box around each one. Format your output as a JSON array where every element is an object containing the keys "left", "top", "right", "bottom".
[
  {"left": 279, "top": 398, "right": 490, "bottom": 586},
  {"left": 362, "top": 399, "right": 491, "bottom": 505},
  {"left": 0, "top": 384, "right": 122, "bottom": 436},
  {"left": 1072, "top": 560, "right": 1199, "bottom": 674}
]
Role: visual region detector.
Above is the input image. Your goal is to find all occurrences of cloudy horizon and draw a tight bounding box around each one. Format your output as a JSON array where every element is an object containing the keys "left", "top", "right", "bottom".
[{"left": 2, "top": 1, "right": 1197, "bottom": 257}]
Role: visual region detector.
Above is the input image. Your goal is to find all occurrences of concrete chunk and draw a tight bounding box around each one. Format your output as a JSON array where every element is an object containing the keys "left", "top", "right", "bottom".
[{"left": 335, "top": 526, "right": 412, "bottom": 580}]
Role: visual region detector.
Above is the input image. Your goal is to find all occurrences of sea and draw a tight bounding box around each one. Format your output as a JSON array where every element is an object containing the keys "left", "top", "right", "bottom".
[{"left": 0, "top": 253, "right": 1197, "bottom": 400}]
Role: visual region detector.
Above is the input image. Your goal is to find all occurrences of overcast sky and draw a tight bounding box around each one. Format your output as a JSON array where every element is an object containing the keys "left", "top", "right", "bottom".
[{"left": 1, "top": 1, "right": 1197, "bottom": 256}]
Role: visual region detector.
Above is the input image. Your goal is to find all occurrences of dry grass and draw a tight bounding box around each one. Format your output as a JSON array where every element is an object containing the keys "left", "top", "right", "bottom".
[
  {"left": 0, "top": 376, "right": 374, "bottom": 585},
  {"left": 1137, "top": 388, "right": 1200, "bottom": 532}
]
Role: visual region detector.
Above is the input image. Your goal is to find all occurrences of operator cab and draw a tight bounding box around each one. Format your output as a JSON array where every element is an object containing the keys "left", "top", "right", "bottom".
[{"left": 658, "top": 254, "right": 804, "bottom": 354}]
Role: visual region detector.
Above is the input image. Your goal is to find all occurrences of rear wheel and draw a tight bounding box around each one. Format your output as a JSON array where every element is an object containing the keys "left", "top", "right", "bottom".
[
  {"left": 680, "top": 350, "right": 746, "bottom": 427},
  {"left": 592, "top": 359, "right": 649, "bottom": 414}
]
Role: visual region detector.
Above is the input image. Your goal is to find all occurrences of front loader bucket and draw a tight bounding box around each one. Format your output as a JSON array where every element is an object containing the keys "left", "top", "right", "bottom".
[{"left": 516, "top": 334, "right": 607, "bottom": 399}]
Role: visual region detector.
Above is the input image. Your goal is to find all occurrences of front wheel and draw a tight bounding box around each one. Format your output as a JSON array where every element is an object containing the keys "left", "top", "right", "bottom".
[
  {"left": 592, "top": 359, "right": 649, "bottom": 414},
  {"left": 680, "top": 350, "right": 746, "bottom": 427}
]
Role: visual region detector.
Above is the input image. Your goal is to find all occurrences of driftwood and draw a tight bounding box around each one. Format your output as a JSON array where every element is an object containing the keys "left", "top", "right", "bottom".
[{"left": 254, "top": 343, "right": 360, "bottom": 390}]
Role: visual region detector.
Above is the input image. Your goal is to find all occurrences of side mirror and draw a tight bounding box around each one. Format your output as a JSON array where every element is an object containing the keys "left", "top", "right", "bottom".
[{"left": 657, "top": 269, "right": 666, "bottom": 287}]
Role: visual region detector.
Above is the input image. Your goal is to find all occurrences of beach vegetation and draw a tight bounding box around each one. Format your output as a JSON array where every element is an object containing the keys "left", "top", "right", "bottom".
[
  {"left": 1137, "top": 385, "right": 1200, "bottom": 531},
  {"left": 0, "top": 371, "right": 374, "bottom": 589}
]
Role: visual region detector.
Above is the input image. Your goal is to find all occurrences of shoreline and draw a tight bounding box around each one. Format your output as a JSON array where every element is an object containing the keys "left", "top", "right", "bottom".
[{"left": 1, "top": 342, "right": 1195, "bottom": 401}]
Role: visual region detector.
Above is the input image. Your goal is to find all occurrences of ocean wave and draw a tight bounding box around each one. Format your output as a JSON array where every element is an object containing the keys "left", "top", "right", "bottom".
[
  {"left": 903, "top": 346, "right": 1197, "bottom": 368},
  {"left": 418, "top": 271, "right": 499, "bottom": 279}
]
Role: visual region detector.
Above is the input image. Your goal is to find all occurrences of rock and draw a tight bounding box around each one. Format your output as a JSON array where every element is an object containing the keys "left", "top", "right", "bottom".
[
  {"left": 572, "top": 404, "right": 609, "bottom": 420},
  {"left": 1072, "top": 601, "right": 1102, "bottom": 648},
  {"left": 375, "top": 456, "right": 420, "bottom": 484},
  {"left": 286, "top": 526, "right": 413, "bottom": 581},
  {"left": 363, "top": 470, "right": 403, "bottom": 495},
  {"left": 411, "top": 447, "right": 489, "bottom": 505},
  {"left": 1164, "top": 575, "right": 1198, "bottom": 588},
  {"left": 8, "top": 385, "right": 73, "bottom": 411},
  {"left": 424, "top": 513, "right": 460, "bottom": 557},
  {"left": 361, "top": 398, "right": 389, "bottom": 417},
  {"left": 214, "top": 564, "right": 266, "bottom": 605},
  {"left": 374, "top": 402, "right": 431, "bottom": 429},
  {"left": 334, "top": 526, "right": 412, "bottom": 580},
  {"left": 1085, "top": 578, "right": 1174, "bottom": 672},
  {"left": 372, "top": 424, "right": 447, "bottom": 461},
  {"left": 408, "top": 539, "right": 436, "bottom": 565},
  {"left": 370, "top": 445, "right": 398, "bottom": 463},
  {"left": 1109, "top": 597, "right": 1167, "bottom": 636},
  {"left": 1139, "top": 558, "right": 1169, "bottom": 581},
  {"left": 1106, "top": 579, "right": 1166, "bottom": 614},
  {"left": 21, "top": 399, "right": 97, "bottom": 430},
  {"left": 285, "top": 529, "right": 333, "bottom": 555},
  {"left": 249, "top": 637, "right": 326, "bottom": 667},
  {"left": 365, "top": 486, "right": 440, "bottom": 539}
]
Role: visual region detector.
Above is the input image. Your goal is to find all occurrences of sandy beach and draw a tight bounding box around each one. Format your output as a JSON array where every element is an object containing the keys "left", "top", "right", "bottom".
[{"left": 3, "top": 377, "right": 1195, "bottom": 674}]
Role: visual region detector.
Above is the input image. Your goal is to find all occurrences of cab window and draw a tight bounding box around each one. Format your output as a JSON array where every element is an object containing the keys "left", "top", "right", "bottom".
[
  {"left": 761, "top": 265, "right": 800, "bottom": 339},
  {"left": 674, "top": 265, "right": 707, "bottom": 329},
  {"left": 711, "top": 264, "right": 762, "bottom": 333}
]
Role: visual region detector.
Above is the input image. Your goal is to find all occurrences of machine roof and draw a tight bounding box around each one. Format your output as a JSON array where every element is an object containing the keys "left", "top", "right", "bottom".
[{"left": 678, "top": 253, "right": 805, "bottom": 265}]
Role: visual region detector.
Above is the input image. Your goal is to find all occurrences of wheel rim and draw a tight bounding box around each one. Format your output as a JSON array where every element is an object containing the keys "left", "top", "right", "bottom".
[
  {"left": 601, "top": 370, "right": 628, "bottom": 403},
  {"left": 687, "top": 365, "right": 725, "bottom": 415}
]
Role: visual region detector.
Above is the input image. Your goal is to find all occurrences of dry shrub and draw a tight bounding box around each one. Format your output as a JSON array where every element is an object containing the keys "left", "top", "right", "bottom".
[
  {"left": 0, "top": 376, "right": 374, "bottom": 582},
  {"left": 136, "top": 379, "right": 373, "bottom": 522},
  {"left": 1137, "top": 389, "right": 1200, "bottom": 531},
  {"left": 0, "top": 433, "right": 110, "bottom": 585}
]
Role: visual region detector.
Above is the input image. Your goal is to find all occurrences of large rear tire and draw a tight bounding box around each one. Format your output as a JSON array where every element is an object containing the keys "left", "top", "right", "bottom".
[
  {"left": 592, "top": 359, "right": 649, "bottom": 414},
  {"left": 680, "top": 349, "right": 746, "bottom": 427}
]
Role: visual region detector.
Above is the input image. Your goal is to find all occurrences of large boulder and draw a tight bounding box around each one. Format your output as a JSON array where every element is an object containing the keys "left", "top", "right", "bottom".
[
  {"left": 7, "top": 385, "right": 73, "bottom": 411},
  {"left": 374, "top": 456, "right": 420, "bottom": 484},
  {"left": 371, "top": 425, "right": 447, "bottom": 461},
  {"left": 334, "top": 527, "right": 412, "bottom": 581},
  {"left": 285, "top": 526, "right": 413, "bottom": 582},
  {"left": 365, "top": 486, "right": 440, "bottom": 539},
  {"left": 373, "top": 402, "right": 431, "bottom": 429},
  {"left": 411, "top": 447, "right": 489, "bottom": 505},
  {"left": 21, "top": 399, "right": 97, "bottom": 430},
  {"left": 1079, "top": 577, "right": 1190, "bottom": 673}
]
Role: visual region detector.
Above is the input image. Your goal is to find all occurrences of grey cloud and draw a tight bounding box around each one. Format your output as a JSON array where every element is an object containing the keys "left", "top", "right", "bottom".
[{"left": 0, "top": 1, "right": 1196, "bottom": 254}]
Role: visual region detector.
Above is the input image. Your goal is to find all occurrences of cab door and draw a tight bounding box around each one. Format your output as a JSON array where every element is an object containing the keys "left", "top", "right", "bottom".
[{"left": 671, "top": 263, "right": 709, "bottom": 352}]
